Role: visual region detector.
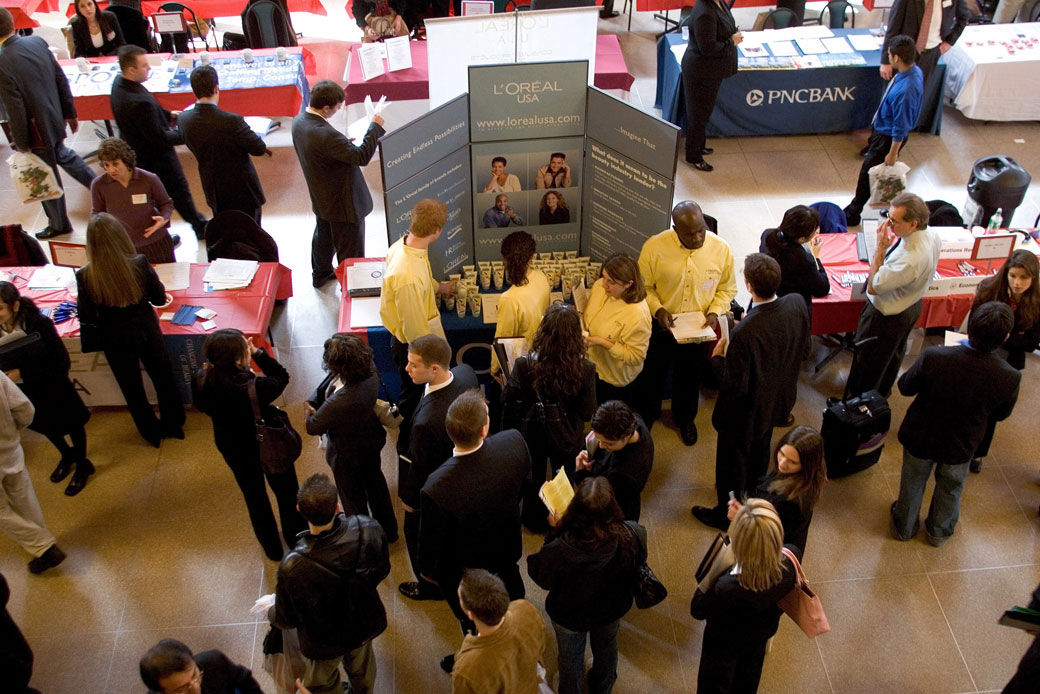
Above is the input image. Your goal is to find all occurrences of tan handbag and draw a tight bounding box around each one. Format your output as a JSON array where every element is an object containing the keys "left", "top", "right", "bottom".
[{"left": 778, "top": 547, "right": 830, "bottom": 638}]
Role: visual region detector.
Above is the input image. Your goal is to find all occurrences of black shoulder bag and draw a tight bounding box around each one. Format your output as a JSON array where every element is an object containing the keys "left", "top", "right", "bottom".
[{"left": 247, "top": 378, "right": 302, "bottom": 475}]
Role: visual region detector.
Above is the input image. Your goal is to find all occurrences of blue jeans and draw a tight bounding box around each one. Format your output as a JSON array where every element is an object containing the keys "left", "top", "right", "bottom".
[
  {"left": 893, "top": 450, "right": 970, "bottom": 541},
  {"left": 552, "top": 619, "right": 620, "bottom": 694}
]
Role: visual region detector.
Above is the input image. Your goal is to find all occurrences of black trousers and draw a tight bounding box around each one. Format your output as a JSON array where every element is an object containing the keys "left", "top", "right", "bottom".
[
  {"left": 438, "top": 562, "right": 525, "bottom": 636},
  {"left": 639, "top": 323, "right": 711, "bottom": 427},
  {"left": 34, "top": 140, "right": 95, "bottom": 234},
  {"left": 143, "top": 152, "right": 208, "bottom": 234},
  {"left": 681, "top": 55, "right": 725, "bottom": 162},
  {"left": 915, "top": 45, "right": 942, "bottom": 132},
  {"left": 103, "top": 334, "right": 185, "bottom": 443},
  {"left": 224, "top": 452, "right": 305, "bottom": 560},
  {"left": 312, "top": 217, "right": 363, "bottom": 282},
  {"left": 847, "top": 129, "right": 901, "bottom": 219},
  {"left": 596, "top": 376, "right": 648, "bottom": 424},
  {"left": 713, "top": 428, "right": 772, "bottom": 510},
  {"left": 521, "top": 430, "right": 578, "bottom": 532},
  {"left": 846, "top": 299, "right": 922, "bottom": 398},
  {"left": 215, "top": 201, "right": 262, "bottom": 228},
  {"left": 329, "top": 448, "right": 398, "bottom": 541},
  {"left": 697, "top": 627, "right": 770, "bottom": 694}
]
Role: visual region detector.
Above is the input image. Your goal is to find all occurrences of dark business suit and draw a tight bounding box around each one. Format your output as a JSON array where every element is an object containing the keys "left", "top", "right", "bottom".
[
  {"left": 400, "top": 365, "right": 478, "bottom": 583},
  {"left": 193, "top": 649, "right": 264, "bottom": 694},
  {"left": 69, "top": 12, "right": 125, "bottom": 57},
  {"left": 710, "top": 295, "right": 810, "bottom": 510},
  {"left": 418, "top": 429, "right": 531, "bottom": 632},
  {"left": 681, "top": 0, "right": 738, "bottom": 163},
  {"left": 0, "top": 34, "right": 95, "bottom": 235},
  {"left": 110, "top": 74, "right": 207, "bottom": 235},
  {"left": 305, "top": 372, "right": 396, "bottom": 540},
  {"left": 291, "top": 110, "right": 384, "bottom": 283},
  {"left": 881, "top": 0, "right": 969, "bottom": 129},
  {"left": 178, "top": 101, "right": 268, "bottom": 224},
  {"left": 76, "top": 255, "right": 185, "bottom": 445},
  {"left": 759, "top": 229, "right": 831, "bottom": 323}
]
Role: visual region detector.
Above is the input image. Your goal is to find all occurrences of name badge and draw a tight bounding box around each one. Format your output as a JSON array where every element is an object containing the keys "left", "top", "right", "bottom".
[
  {"left": 131, "top": 193, "right": 148, "bottom": 205},
  {"left": 701, "top": 279, "right": 715, "bottom": 292},
  {"left": 942, "top": 0, "right": 951, "bottom": 7}
]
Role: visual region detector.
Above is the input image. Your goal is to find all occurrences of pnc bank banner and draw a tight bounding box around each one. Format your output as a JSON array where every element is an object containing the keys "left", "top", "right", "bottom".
[
  {"left": 708, "top": 68, "right": 885, "bottom": 137},
  {"left": 468, "top": 61, "right": 589, "bottom": 143}
]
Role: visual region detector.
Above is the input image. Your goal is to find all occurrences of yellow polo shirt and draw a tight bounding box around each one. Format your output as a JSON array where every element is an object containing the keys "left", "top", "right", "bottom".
[
  {"left": 379, "top": 236, "right": 443, "bottom": 344},
  {"left": 584, "top": 278, "right": 652, "bottom": 387},
  {"left": 491, "top": 268, "right": 551, "bottom": 374},
  {"left": 638, "top": 229, "right": 737, "bottom": 318}
]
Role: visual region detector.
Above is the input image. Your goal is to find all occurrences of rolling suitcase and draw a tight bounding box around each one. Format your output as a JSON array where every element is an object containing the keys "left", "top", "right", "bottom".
[{"left": 821, "top": 337, "right": 891, "bottom": 477}]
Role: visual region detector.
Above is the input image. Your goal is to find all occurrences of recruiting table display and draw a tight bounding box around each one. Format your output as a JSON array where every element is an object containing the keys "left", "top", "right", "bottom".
[
  {"left": 377, "top": 58, "right": 680, "bottom": 278},
  {"left": 380, "top": 95, "right": 475, "bottom": 278},
  {"left": 424, "top": 6, "right": 600, "bottom": 108},
  {"left": 582, "top": 87, "right": 679, "bottom": 261}
]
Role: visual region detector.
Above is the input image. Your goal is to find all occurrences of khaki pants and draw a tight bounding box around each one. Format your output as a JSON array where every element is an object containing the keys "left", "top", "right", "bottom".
[
  {"left": 0, "top": 467, "right": 56, "bottom": 558},
  {"left": 302, "top": 641, "right": 376, "bottom": 694}
]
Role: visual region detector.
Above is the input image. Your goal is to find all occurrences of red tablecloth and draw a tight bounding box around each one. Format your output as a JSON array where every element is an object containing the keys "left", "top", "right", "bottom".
[
  {"left": 636, "top": 0, "right": 786, "bottom": 13},
  {"left": 1, "top": 0, "right": 43, "bottom": 28},
  {"left": 343, "top": 34, "right": 635, "bottom": 106},
  {"left": 4, "top": 262, "right": 291, "bottom": 343},
  {"left": 812, "top": 233, "right": 996, "bottom": 335},
  {"left": 63, "top": 0, "right": 326, "bottom": 17},
  {"left": 335, "top": 256, "right": 383, "bottom": 335},
  {"left": 64, "top": 47, "right": 311, "bottom": 121}
]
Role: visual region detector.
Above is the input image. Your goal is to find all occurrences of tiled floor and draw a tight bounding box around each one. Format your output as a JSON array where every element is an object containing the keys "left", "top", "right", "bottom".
[{"left": 3, "top": 3, "right": 1040, "bottom": 693}]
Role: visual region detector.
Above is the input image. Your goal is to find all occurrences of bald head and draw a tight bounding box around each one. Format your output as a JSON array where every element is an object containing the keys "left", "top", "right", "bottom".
[{"left": 671, "top": 200, "right": 707, "bottom": 250}]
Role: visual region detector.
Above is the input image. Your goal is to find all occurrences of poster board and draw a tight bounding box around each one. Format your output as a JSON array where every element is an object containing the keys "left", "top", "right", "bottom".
[
  {"left": 425, "top": 7, "right": 599, "bottom": 108},
  {"left": 581, "top": 87, "right": 679, "bottom": 260},
  {"left": 380, "top": 94, "right": 470, "bottom": 191}
]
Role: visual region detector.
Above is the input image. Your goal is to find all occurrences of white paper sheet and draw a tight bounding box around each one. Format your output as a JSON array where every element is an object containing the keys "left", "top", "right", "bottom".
[
  {"left": 358, "top": 43, "right": 385, "bottom": 81},
  {"left": 27, "top": 265, "right": 75, "bottom": 290},
  {"left": 481, "top": 294, "right": 499, "bottom": 323},
  {"left": 795, "top": 38, "right": 828, "bottom": 54},
  {"left": 385, "top": 35, "right": 412, "bottom": 72},
  {"left": 848, "top": 33, "right": 883, "bottom": 52},
  {"left": 767, "top": 40, "right": 799, "bottom": 57},
  {"left": 822, "top": 36, "right": 854, "bottom": 53},
  {"left": 349, "top": 296, "right": 384, "bottom": 328},
  {"left": 155, "top": 262, "right": 191, "bottom": 291}
]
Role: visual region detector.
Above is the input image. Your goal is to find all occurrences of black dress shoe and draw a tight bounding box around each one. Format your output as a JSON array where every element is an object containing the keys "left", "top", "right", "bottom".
[
  {"left": 398, "top": 581, "right": 442, "bottom": 601},
  {"left": 170, "top": 234, "right": 182, "bottom": 248},
  {"left": 28, "top": 545, "right": 67, "bottom": 574},
  {"left": 50, "top": 458, "right": 74, "bottom": 483},
  {"left": 600, "top": 9, "right": 619, "bottom": 17},
  {"left": 688, "top": 159, "right": 713, "bottom": 172},
  {"left": 969, "top": 457, "right": 982, "bottom": 473},
  {"left": 35, "top": 227, "right": 66, "bottom": 240},
  {"left": 691, "top": 505, "right": 729, "bottom": 530},
  {"left": 842, "top": 207, "right": 861, "bottom": 227},
  {"left": 701, "top": 147, "right": 714, "bottom": 155},
  {"left": 65, "top": 459, "right": 94, "bottom": 497},
  {"left": 163, "top": 427, "right": 185, "bottom": 440},
  {"left": 680, "top": 422, "right": 698, "bottom": 446},
  {"left": 859, "top": 144, "right": 870, "bottom": 156},
  {"left": 440, "top": 654, "right": 455, "bottom": 673},
  {"left": 312, "top": 273, "right": 336, "bottom": 289}
]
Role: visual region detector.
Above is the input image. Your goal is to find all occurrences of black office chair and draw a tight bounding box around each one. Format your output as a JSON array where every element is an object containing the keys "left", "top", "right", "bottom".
[
  {"left": 806, "top": 0, "right": 854, "bottom": 27},
  {"left": 108, "top": 4, "right": 156, "bottom": 51},
  {"left": 776, "top": 0, "right": 805, "bottom": 24},
  {"left": 205, "top": 211, "right": 280, "bottom": 263},
  {"left": 242, "top": 0, "right": 298, "bottom": 48},
  {"left": 762, "top": 7, "right": 799, "bottom": 28},
  {"left": 156, "top": 2, "right": 211, "bottom": 53}
]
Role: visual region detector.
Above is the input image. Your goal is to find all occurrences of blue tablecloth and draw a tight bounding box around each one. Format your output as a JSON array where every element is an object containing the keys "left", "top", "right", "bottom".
[{"left": 656, "top": 29, "right": 943, "bottom": 137}]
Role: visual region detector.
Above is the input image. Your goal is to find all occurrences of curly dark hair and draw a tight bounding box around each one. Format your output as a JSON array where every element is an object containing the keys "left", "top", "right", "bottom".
[
  {"left": 0, "top": 282, "right": 41, "bottom": 329},
  {"left": 531, "top": 302, "right": 587, "bottom": 398},
  {"left": 558, "top": 477, "right": 634, "bottom": 560},
  {"left": 97, "top": 137, "right": 137, "bottom": 169},
  {"left": 501, "top": 231, "right": 536, "bottom": 287},
  {"left": 322, "top": 333, "right": 376, "bottom": 385}
]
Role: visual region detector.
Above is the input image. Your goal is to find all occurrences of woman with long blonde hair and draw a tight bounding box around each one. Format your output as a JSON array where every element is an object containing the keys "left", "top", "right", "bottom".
[
  {"left": 76, "top": 213, "right": 184, "bottom": 446},
  {"left": 691, "top": 498, "right": 798, "bottom": 693}
]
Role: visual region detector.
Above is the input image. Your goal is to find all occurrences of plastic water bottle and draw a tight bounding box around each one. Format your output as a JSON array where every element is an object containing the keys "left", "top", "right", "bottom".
[{"left": 987, "top": 209, "right": 1003, "bottom": 231}]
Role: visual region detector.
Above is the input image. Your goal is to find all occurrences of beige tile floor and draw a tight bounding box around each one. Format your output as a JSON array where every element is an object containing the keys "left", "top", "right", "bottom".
[{"left": 3, "top": 4, "right": 1040, "bottom": 693}]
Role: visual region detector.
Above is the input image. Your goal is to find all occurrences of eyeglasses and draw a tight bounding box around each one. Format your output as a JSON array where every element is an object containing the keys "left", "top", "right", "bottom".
[{"left": 166, "top": 667, "right": 203, "bottom": 694}]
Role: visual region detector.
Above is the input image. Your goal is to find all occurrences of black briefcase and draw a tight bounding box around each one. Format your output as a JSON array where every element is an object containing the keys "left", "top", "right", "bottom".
[{"left": 821, "top": 337, "right": 891, "bottom": 478}]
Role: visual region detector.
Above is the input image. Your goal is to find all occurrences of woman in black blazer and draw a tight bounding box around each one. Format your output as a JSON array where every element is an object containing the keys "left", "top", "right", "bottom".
[
  {"left": 76, "top": 214, "right": 185, "bottom": 447},
  {"left": 0, "top": 283, "right": 93, "bottom": 495},
  {"left": 304, "top": 333, "right": 397, "bottom": 542},
  {"left": 760, "top": 204, "right": 830, "bottom": 322},
  {"left": 691, "top": 499, "right": 798, "bottom": 694},
  {"left": 682, "top": 0, "right": 743, "bottom": 171},
  {"left": 502, "top": 303, "right": 597, "bottom": 533},
  {"left": 194, "top": 328, "right": 306, "bottom": 560},
  {"left": 70, "top": 0, "right": 125, "bottom": 58}
]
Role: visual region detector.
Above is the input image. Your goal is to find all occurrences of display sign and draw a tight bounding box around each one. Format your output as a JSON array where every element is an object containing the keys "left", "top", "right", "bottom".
[
  {"left": 151, "top": 12, "right": 187, "bottom": 34},
  {"left": 972, "top": 234, "right": 1016, "bottom": 261},
  {"left": 380, "top": 94, "right": 470, "bottom": 191},
  {"left": 384, "top": 146, "right": 474, "bottom": 279},
  {"left": 468, "top": 61, "right": 588, "bottom": 142}
]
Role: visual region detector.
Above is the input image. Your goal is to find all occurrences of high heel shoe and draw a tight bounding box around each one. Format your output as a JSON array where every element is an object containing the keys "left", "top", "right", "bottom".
[
  {"left": 50, "top": 458, "right": 74, "bottom": 483},
  {"left": 65, "top": 459, "right": 94, "bottom": 496}
]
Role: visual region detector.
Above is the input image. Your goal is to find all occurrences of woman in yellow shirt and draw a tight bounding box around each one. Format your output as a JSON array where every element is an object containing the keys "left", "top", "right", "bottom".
[
  {"left": 491, "top": 231, "right": 551, "bottom": 382},
  {"left": 583, "top": 252, "right": 652, "bottom": 417}
]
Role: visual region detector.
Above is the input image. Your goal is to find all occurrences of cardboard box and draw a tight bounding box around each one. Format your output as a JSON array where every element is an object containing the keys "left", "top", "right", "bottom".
[{"left": 935, "top": 227, "right": 977, "bottom": 259}]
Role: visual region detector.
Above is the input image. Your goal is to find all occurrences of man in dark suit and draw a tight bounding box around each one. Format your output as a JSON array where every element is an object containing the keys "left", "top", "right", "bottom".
[
  {"left": 891, "top": 301, "right": 1020, "bottom": 546},
  {"left": 177, "top": 65, "right": 270, "bottom": 225},
  {"left": 110, "top": 44, "right": 207, "bottom": 239},
  {"left": 0, "top": 8, "right": 96, "bottom": 239},
  {"left": 138, "top": 637, "right": 263, "bottom": 694},
  {"left": 880, "top": 0, "right": 969, "bottom": 130},
  {"left": 418, "top": 389, "right": 530, "bottom": 670},
  {"left": 292, "top": 80, "right": 385, "bottom": 288},
  {"left": 692, "top": 253, "right": 810, "bottom": 530},
  {"left": 396, "top": 334, "right": 478, "bottom": 602}
]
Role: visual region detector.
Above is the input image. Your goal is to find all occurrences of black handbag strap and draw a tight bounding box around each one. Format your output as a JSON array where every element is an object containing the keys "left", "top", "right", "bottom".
[
  {"left": 621, "top": 521, "right": 647, "bottom": 563},
  {"left": 377, "top": 375, "right": 397, "bottom": 409},
  {"left": 246, "top": 377, "right": 266, "bottom": 427}
]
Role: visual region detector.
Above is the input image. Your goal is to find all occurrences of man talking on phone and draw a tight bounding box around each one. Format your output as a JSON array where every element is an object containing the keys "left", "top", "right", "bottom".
[{"left": 844, "top": 192, "right": 940, "bottom": 399}]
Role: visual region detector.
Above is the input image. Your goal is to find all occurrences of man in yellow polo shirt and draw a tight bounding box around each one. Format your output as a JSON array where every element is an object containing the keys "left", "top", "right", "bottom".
[
  {"left": 380, "top": 198, "right": 449, "bottom": 438},
  {"left": 637, "top": 200, "right": 736, "bottom": 446}
]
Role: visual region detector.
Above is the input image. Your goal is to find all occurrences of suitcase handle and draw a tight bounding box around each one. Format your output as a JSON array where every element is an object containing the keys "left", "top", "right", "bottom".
[{"left": 842, "top": 336, "right": 879, "bottom": 403}]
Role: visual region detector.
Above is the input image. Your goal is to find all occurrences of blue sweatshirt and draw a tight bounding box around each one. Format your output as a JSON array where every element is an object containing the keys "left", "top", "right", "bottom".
[{"left": 874, "top": 64, "right": 923, "bottom": 143}]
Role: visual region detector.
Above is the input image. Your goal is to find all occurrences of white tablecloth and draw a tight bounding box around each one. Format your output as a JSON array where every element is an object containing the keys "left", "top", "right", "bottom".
[{"left": 943, "top": 23, "right": 1040, "bottom": 121}]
